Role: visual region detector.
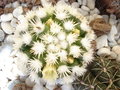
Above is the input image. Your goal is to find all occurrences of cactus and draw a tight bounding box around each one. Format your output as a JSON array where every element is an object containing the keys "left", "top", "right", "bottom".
[{"left": 73, "top": 55, "right": 120, "bottom": 90}]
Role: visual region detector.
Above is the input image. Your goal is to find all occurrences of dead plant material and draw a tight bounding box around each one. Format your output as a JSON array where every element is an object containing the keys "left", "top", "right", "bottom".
[
  {"left": 13, "top": 83, "right": 32, "bottom": 90},
  {"left": 90, "top": 18, "right": 111, "bottom": 36}
]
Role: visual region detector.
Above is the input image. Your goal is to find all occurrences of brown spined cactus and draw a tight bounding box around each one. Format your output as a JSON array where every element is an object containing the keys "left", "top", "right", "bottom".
[{"left": 73, "top": 56, "right": 120, "bottom": 90}]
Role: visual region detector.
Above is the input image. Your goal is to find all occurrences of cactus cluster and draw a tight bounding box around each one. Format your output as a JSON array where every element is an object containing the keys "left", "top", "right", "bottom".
[
  {"left": 73, "top": 55, "right": 120, "bottom": 90},
  {"left": 13, "top": 2, "right": 95, "bottom": 84}
]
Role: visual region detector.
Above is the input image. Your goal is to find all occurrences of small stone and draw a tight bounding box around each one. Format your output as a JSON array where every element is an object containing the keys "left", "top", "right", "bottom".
[
  {"left": 10, "top": 18, "right": 18, "bottom": 27},
  {"left": 87, "top": 0, "right": 95, "bottom": 9},
  {"left": 1, "top": 13, "right": 13, "bottom": 22},
  {"left": 19, "top": 76, "right": 28, "bottom": 82},
  {"left": 4, "top": 35, "right": 14, "bottom": 43},
  {"left": 81, "top": 5, "right": 90, "bottom": 11},
  {"left": 108, "top": 25, "right": 117, "bottom": 42},
  {"left": 93, "top": 8, "right": 100, "bottom": 14},
  {"left": 61, "top": 84, "right": 74, "bottom": 90},
  {"left": 5, "top": 3, "right": 12, "bottom": 8},
  {"left": 109, "top": 18, "right": 118, "bottom": 25},
  {"left": 96, "top": 35, "right": 108, "bottom": 49},
  {"left": 71, "top": 2, "right": 79, "bottom": 8},
  {"left": 0, "top": 29, "right": 5, "bottom": 41},
  {"left": 13, "top": 6, "right": 23, "bottom": 18},
  {"left": 117, "top": 39, "right": 120, "bottom": 44},
  {"left": 12, "top": 1, "right": 20, "bottom": 8},
  {"left": 1, "top": 22, "right": 15, "bottom": 34},
  {"left": 116, "top": 55, "right": 120, "bottom": 62},
  {"left": 102, "top": 15, "right": 109, "bottom": 23},
  {"left": 77, "top": 0, "right": 82, "bottom": 5},
  {"left": 112, "top": 45, "right": 120, "bottom": 55},
  {"left": 33, "top": 83, "right": 44, "bottom": 90},
  {"left": 117, "top": 23, "right": 120, "bottom": 33},
  {"left": 82, "top": 0, "right": 87, "bottom": 5},
  {"left": 97, "top": 47, "right": 111, "bottom": 56},
  {"left": 109, "top": 42, "right": 117, "bottom": 47},
  {"left": 78, "top": 8, "right": 88, "bottom": 16},
  {"left": 25, "top": 78, "right": 35, "bottom": 87},
  {"left": 110, "top": 51, "right": 117, "bottom": 59}
]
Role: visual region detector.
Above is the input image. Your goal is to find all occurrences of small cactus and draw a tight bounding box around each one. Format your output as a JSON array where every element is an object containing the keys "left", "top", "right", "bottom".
[{"left": 73, "top": 55, "right": 120, "bottom": 90}]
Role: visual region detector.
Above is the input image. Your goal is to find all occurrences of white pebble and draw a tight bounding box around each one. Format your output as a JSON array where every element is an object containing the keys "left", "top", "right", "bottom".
[
  {"left": 19, "top": 76, "right": 28, "bottom": 82},
  {"left": 13, "top": 6, "right": 23, "bottom": 18},
  {"left": 87, "top": 0, "right": 95, "bottom": 9},
  {"left": 97, "top": 47, "right": 111, "bottom": 56},
  {"left": 33, "top": 83, "right": 44, "bottom": 90},
  {"left": 61, "top": 84, "right": 74, "bottom": 90},
  {"left": 5, "top": 3, "right": 12, "bottom": 8},
  {"left": 108, "top": 25, "right": 117, "bottom": 43},
  {"left": 112, "top": 45, "right": 120, "bottom": 55},
  {"left": 46, "top": 84, "right": 56, "bottom": 90},
  {"left": 110, "top": 51, "right": 117, "bottom": 59},
  {"left": 1, "top": 22, "right": 15, "bottom": 34},
  {"left": 78, "top": 8, "right": 88, "bottom": 16},
  {"left": 4, "top": 35, "right": 14, "bottom": 44},
  {"left": 25, "top": 78, "right": 35, "bottom": 87},
  {"left": 116, "top": 54, "right": 120, "bottom": 62},
  {"left": 81, "top": 5, "right": 90, "bottom": 11},
  {"left": 117, "top": 39, "right": 120, "bottom": 44},
  {"left": 12, "top": 1, "right": 20, "bottom": 8},
  {"left": 102, "top": 15, "right": 109, "bottom": 23},
  {"left": 1, "top": 13, "right": 13, "bottom": 22},
  {"left": 82, "top": 0, "right": 87, "bottom": 5},
  {"left": 77, "top": 0, "right": 82, "bottom": 5},
  {"left": 10, "top": 18, "right": 18, "bottom": 27},
  {"left": 72, "top": 2, "right": 80, "bottom": 8},
  {"left": 117, "top": 23, "right": 120, "bottom": 32},
  {"left": 109, "top": 42, "right": 117, "bottom": 47},
  {"left": 96, "top": 35, "right": 108, "bottom": 49},
  {"left": 0, "top": 29, "right": 5, "bottom": 41}
]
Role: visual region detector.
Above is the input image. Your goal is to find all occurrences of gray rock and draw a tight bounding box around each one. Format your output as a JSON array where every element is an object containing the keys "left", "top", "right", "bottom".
[
  {"left": 102, "top": 15, "right": 109, "bottom": 23},
  {"left": 0, "top": 29, "right": 5, "bottom": 41},
  {"left": 96, "top": 35, "right": 108, "bottom": 49}
]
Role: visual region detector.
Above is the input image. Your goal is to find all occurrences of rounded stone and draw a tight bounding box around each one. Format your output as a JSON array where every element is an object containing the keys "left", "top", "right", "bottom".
[
  {"left": 112, "top": 45, "right": 120, "bottom": 55},
  {"left": 1, "top": 22, "right": 15, "bottom": 34},
  {"left": 0, "top": 29, "right": 5, "bottom": 41},
  {"left": 1, "top": 13, "right": 13, "bottom": 22}
]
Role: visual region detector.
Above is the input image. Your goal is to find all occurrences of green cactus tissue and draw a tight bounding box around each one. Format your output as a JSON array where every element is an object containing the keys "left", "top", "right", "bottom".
[{"left": 13, "top": 2, "right": 95, "bottom": 84}]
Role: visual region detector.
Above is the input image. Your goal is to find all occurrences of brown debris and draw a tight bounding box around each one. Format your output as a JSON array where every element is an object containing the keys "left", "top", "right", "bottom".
[
  {"left": 13, "top": 83, "right": 32, "bottom": 90},
  {"left": 4, "top": 8, "right": 14, "bottom": 14},
  {"left": 91, "top": 40, "right": 97, "bottom": 50},
  {"left": 0, "top": 8, "right": 4, "bottom": 15},
  {"left": 90, "top": 18, "right": 111, "bottom": 36}
]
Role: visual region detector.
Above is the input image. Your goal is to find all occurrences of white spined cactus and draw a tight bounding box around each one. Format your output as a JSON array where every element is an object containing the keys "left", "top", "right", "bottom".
[{"left": 13, "top": 1, "right": 95, "bottom": 85}]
